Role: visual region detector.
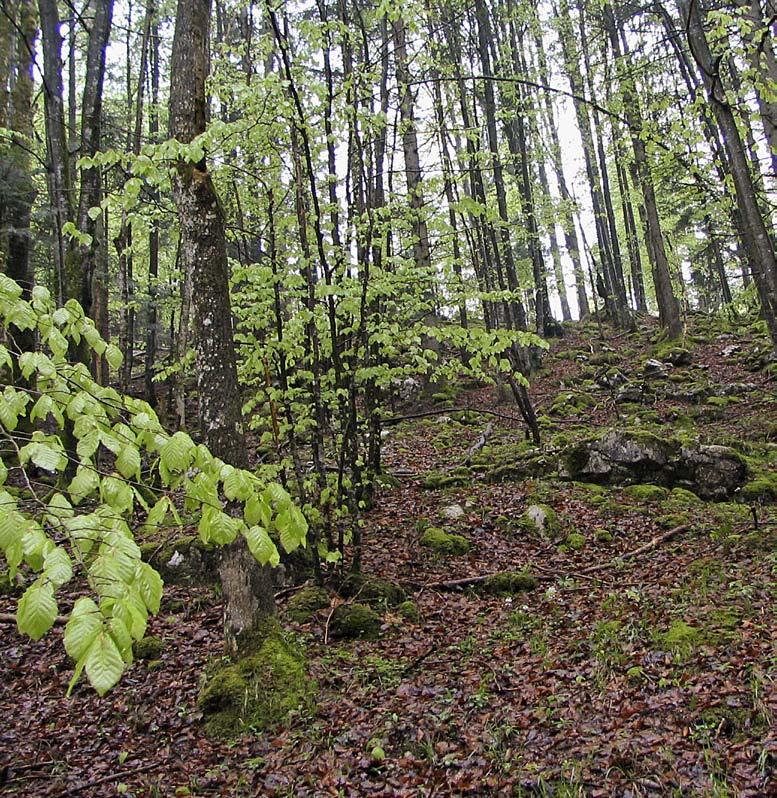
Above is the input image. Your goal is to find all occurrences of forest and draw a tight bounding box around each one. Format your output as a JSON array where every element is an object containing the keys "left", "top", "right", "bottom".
[{"left": 0, "top": 0, "right": 776, "bottom": 794}]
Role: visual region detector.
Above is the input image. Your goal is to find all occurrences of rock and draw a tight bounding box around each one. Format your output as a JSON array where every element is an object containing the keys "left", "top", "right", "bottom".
[
  {"left": 286, "top": 585, "right": 330, "bottom": 623},
  {"left": 643, "top": 359, "right": 669, "bottom": 378},
  {"left": 719, "top": 382, "right": 758, "bottom": 396},
  {"left": 740, "top": 473, "right": 777, "bottom": 502},
  {"left": 441, "top": 503, "right": 465, "bottom": 520},
  {"left": 329, "top": 604, "right": 382, "bottom": 640},
  {"left": 615, "top": 382, "right": 648, "bottom": 404},
  {"left": 559, "top": 430, "right": 748, "bottom": 499},
  {"left": 435, "top": 415, "right": 454, "bottom": 425},
  {"left": 662, "top": 347, "right": 692, "bottom": 366},
  {"left": 677, "top": 445, "right": 748, "bottom": 499},
  {"left": 595, "top": 367, "right": 628, "bottom": 388},
  {"left": 520, "top": 504, "right": 560, "bottom": 537},
  {"left": 479, "top": 571, "right": 538, "bottom": 595},
  {"left": 133, "top": 635, "right": 164, "bottom": 660},
  {"left": 721, "top": 345, "right": 741, "bottom": 358},
  {"left": 419, "top": 527, "right": 471, "bottom": 555},
  {"left": 396, "top": 600, "right": 420, "bottom": 622},
  {"left": 339, "top": 574, "right": 406, "bottom": 607}
]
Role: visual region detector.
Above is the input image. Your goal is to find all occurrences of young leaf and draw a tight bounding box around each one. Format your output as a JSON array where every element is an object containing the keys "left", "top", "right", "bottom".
[
  {"left": 17, "top": 581, "right": 58, "bottom": 641},
  {"left": 64, "top": 597, "right": 102, "bottom": 661},
  {"left": 244, "top": 525, "right": 280, "bottom": 567},
  {"left": 84, "top": 631, "right": 125, "bottom": 696}
]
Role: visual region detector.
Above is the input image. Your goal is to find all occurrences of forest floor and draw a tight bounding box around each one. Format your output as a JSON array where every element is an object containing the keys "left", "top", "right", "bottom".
[{"left": 1, "top": 313, "right": 776, "bottom": 797}]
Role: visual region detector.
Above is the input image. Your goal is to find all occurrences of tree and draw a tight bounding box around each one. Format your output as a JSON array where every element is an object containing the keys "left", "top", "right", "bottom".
[{"left": 168, "top": 0, "right": 276, "bottom": 654}]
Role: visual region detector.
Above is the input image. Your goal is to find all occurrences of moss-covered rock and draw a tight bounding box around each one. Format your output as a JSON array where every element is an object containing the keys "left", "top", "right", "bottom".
[
  {"left": 654, "top": 344, "right": 691, "bottom": 366},
  {"left": 518, "top": 504, "right": 560, "bottom": 537},
  {"left": 549, "top": 391, "right": 596, "bottom": 417},
  {"left": 594, "top": 528, "right": 613, "bottom": 543},
  {"left": 479, "top": 571, "right": 538, "bottom": 595},
  {"left": 564, "top": 532, "right": 586, "bottom": 550},
  {"left": 422, "top": 468, "right": 471, "bottom": 490},
  {"left": 329, "top": 603, "right": 382, "bottom": 640},
  {"left": 133, "top": 635, "right": 164, "bottom": 660},
  {"left": 656, "top": 513, "right": 691, "bottom": 530},
  {"left": 396, "top": 600, "right": 420, "bottom": 622},
  {"left": 339, "top": 574, "right": 406, "bottom": 608},
  {"left": 706, "top": 395, "right": 730, "bottom": 408},
  {"left": 419, "top": 527, "right": 471, "bottom": 555},
  {"left": 623, "top": 484, "right": 669, "bottom": 502},
  {"left": 740, "top": 472, "right": 777, "bottom": 502},
  {"left": 669, "top": 487, "right": 701, "bottom": 505},
  {"left": 198, "top": 622, "right": 312, "bottom": 738},
  {"left": 286, "top": 585, "right": 330, "bottom": 623}
]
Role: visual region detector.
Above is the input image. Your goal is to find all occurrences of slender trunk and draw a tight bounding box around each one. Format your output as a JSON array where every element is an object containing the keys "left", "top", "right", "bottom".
[{"left": 170, "top": 0, "right": 276, "bottom": 654}]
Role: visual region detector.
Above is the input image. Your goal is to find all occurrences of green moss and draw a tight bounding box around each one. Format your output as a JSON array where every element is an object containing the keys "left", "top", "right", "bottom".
[
  {"left": 594, "top": 528, "right": 613, "bottom": 543},
  {"left": 589, "top": 494, "right": 607, "bottom": 507},
  {"left": 339, "top": 574, "right": 406, "bottom": 608},
  {"left": 133, "top": 635, "right": 164, "bottom": 660},
  {"left": 286, "top": 585, "right": 330, "bottom": 623},
  {"left": 656, "top": 513, "right": 690, "bottom": 530},
  {"left": 653, "top": 343, "right": 691, "bottom": 366},
  {"left": 564, "top": 532, "right": 586, "bottom": 550},
  {"left": 396, "top": 600, "right": 420, "bottom": 622},
  {"left": 740, "top": 472, "right": 777, "bottom": 502},
  {"left": 518, "top": 504, "right": 560, "bottom": 536},
  {"left": 589, "top": 351, "right": 618, "bottom": 366},
  {"left": 198, "top": 622, "right": 312, "bottom": 738},
  {"left": 622, "top": 484, "right": 669, "bottom": 502},
  {"left": 422, "top": 468, "right": 471, "bottom": 490},
  {"left": 669, "top": 487, "right": 701, "bottom": 505},
  {"left": 419, "top": 527, "right": 471, "bottom": 555},
  {"left": 549, "top": 391, "right": 595, "bottom": 417},
  {"left": 479, "top": 571, "right": 538, "bottom": 595},
  {"left": 657, "top": 620, "right": 701, "bottom": 653},
  {"left": 329, "top": 603, "right": 382, "bottom": 640},
  {"left": 573, "top": 482, "right": 606, "bottom": 494},
  {"left": 706, "top": 395, "right": 730, "bottom": 408}
]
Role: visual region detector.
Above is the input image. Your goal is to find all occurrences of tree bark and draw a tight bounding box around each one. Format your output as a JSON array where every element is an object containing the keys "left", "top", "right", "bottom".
[{"left": 169, "top": 0, "right": 276, "bottom": 655}]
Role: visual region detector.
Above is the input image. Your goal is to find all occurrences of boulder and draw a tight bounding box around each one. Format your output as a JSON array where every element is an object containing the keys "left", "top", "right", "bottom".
[
  {"left": 441, "top": 503, "right": 466, "bottom": 520},
  {"left": 559, "top": 430, "right": 748, "bottom": 499},
  {"left": 643, "top": 359, "right": 669, "bottom": 378}
]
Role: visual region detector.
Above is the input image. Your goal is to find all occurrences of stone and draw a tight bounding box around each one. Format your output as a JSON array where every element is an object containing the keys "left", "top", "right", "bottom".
[
  {"left": 441, "top": 503, "right": 465, "bottom": 520},
  {"left": 643, "top": 359, "right": 669, "bottom": 377},
  {"left": 329, "top": 604, "right": 382, "bottom": 640},
  {"left": 520, "top": 504, "right": 560, "bottom": 537},
  {"left": 419, "top": 527, "right": 472, "bottom": 555},
  {"left": 559, "top": 430, "right": 747, "bottom": 499},
  {"left": 339, "top": 574, "right": 406, "bottom": 608},
  {"left": 286, "top": 585, "right": 330, "bottom": 623},
  {"left": 721, "top": 345, "right": 741, "bottom": 358}
]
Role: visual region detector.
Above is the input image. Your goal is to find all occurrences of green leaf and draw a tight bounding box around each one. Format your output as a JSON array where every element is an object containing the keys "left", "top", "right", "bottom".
[
  {"left": 222, "top": 466, "right": 254, "bottom": 502},
  {"left": 244, "top": 525, "right": 280, "bottom": 567},
  {"left": 87, "top": 205, "right": 102, "bottom": 221},
  {"left": 115, "top": 444, "right": 141, "bottom": 480},
  {"left": 64, "top": 597, "right": 101, "bottom": 661},
  {"left": 17, "top": 581, "right": 58, "bottom": 641},
  {"left": 69, "top": 464, "right": 100, "bottom": 504},
  {"left": 105, "top": 344, "right": 123, "bottom": 371},
  {"left": 108, "top": 615, "right": 134, "bottom": 662},
  {"left": 134, "top": 561, "right": 163, "bottom": 615},
  {"left": 276, "top": 504, "right": 308, "bottom": 553},
  {"left": 160, "top": 431, "right": 196, "bottom": 473},
  {"left": 199, "top": 507, "right": 240, "bottom": 545},
  {"left": 84, "top": 631, "right": 125, "bottom": 695},
  {"left": 100, "top": 475, "right": 134, "bottom": 514},
  {"left": 244, "top": 494, "right": 272, "bottom": 528},
  {"left": 44, "top": 546, "right": 73, "bottom": 588}
]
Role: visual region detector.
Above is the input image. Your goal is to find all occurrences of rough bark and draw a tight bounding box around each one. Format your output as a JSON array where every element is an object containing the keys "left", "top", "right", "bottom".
[{"left": 169, "top": 0, "right": 276, "bottom": 655}]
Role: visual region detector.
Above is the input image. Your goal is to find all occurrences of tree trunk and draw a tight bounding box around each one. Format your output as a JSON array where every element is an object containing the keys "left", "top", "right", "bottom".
[
  {"left": 169, "top": 0, "right": 276, "bottom": 655},
  {"left": 678, "top": 0, "right": 777, "bottom": 343}
]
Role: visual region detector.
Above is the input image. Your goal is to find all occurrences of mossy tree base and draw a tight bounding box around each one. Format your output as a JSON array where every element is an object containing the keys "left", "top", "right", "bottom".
[{"left": 197, "top": 618, "right": 314, "bottom": 738}]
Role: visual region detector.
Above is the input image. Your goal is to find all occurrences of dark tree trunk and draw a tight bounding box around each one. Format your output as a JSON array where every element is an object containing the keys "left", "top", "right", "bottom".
[{"left": 169, "top": 0, "right": 276, "bottom": 655}]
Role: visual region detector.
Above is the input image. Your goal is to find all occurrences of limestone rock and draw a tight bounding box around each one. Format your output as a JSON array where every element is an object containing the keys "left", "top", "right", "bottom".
[{"left": 441, "top": 503, "right": 465, "bottom": 520}]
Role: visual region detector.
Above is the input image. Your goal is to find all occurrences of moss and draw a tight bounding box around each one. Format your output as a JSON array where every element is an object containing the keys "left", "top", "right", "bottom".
[
  {"left": 740, "top": 472, "right": 777, "bottom": 502},
  {"left": 549, "top": 391, "right": 595, "bottom": 417},
  {"left": 669, "top": 487, "right": 702, "bottom": 505},
  {"left": 573, "top": 482, "right": 606, "bottom": 494},
  {"left": 419, "top": 527, "right": 471, "bottom": 555},
  {"left": 339, "top": 574, "right": 406, "bottom": 608},
  {"left": 396, "top": 600, "right": 420, "bottom": 622},
  {"left": 479, "top": 571, "right": 538, "bottom": 595},
  {"left": 329, "top": 603, "right": 382, "bottom": 640},
  {"left": 589, "top": 351, "right": 618, "bottom": 366},
  {"left": 286, "top": 586, "right": 330, "bottom": 623},
  {"left": 594, "top": 528, "right": 613, "bottom": 543},
  {"left": 564, "top": 532, "right": 586, "bottom": 550},
  {"left": 653, "top": 343, "right": 691, "bottom": 366},
  {"left": 623, "top": 484, "right": 669, "bottom": 502},
  {"left": 133, "top": 635, "right": 164, "bottom": 660},
  {"left": 657, "top": 620, "right": 701, "bottom": 653},
  {"left": 656, "top": 513, "right": 690, "bottom": 529},
  {"left": 706, "top": 395, "right": 730, "bottom": 408},
  {"left": 518, "top": 504, "right": 560, "bottom": 536},
  {"left": 198, "top": 621, "right": 312, "bottom": 738},
  {"left": 589, "top": 494, "right": 607, "bottom": 507},
  {"left": 422, "top": 468, "right": 471, "bottom": 490}
]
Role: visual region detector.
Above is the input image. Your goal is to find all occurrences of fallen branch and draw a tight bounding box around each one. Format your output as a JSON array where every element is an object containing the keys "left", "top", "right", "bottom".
[
  {"left": 0, "top": 612, "right": 67, "bottom": 626},
  {"left": 579, "top": 525, "right": 689, "bottom": 575},
  {"left": 464, "top": 422, "right": 493, "bottom": 465},
  {"left": 55, "top": 760, "right": 166, "bottom": 797},
  {"left": 382, "top": 406, "right": 525, "bottom": 426}
]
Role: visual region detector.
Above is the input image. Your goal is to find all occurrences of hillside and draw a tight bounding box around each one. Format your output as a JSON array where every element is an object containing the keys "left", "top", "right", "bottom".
[{"left": 1, "top": 314, "right": 775, "bottom": 797}]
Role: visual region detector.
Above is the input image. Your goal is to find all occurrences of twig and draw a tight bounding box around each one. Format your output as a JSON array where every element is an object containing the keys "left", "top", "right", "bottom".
[
  {"left": 55, "top": 760, "right": 166, "bottom": 797},
  {"left": 579, "top": 525, "right": 689, "bottom": 575},
  {"left": 464, "top": 422, "right": 493, "bottom": 465},
  {"left": 274, "top": 580, "right": 311, "bottom": 600}
]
